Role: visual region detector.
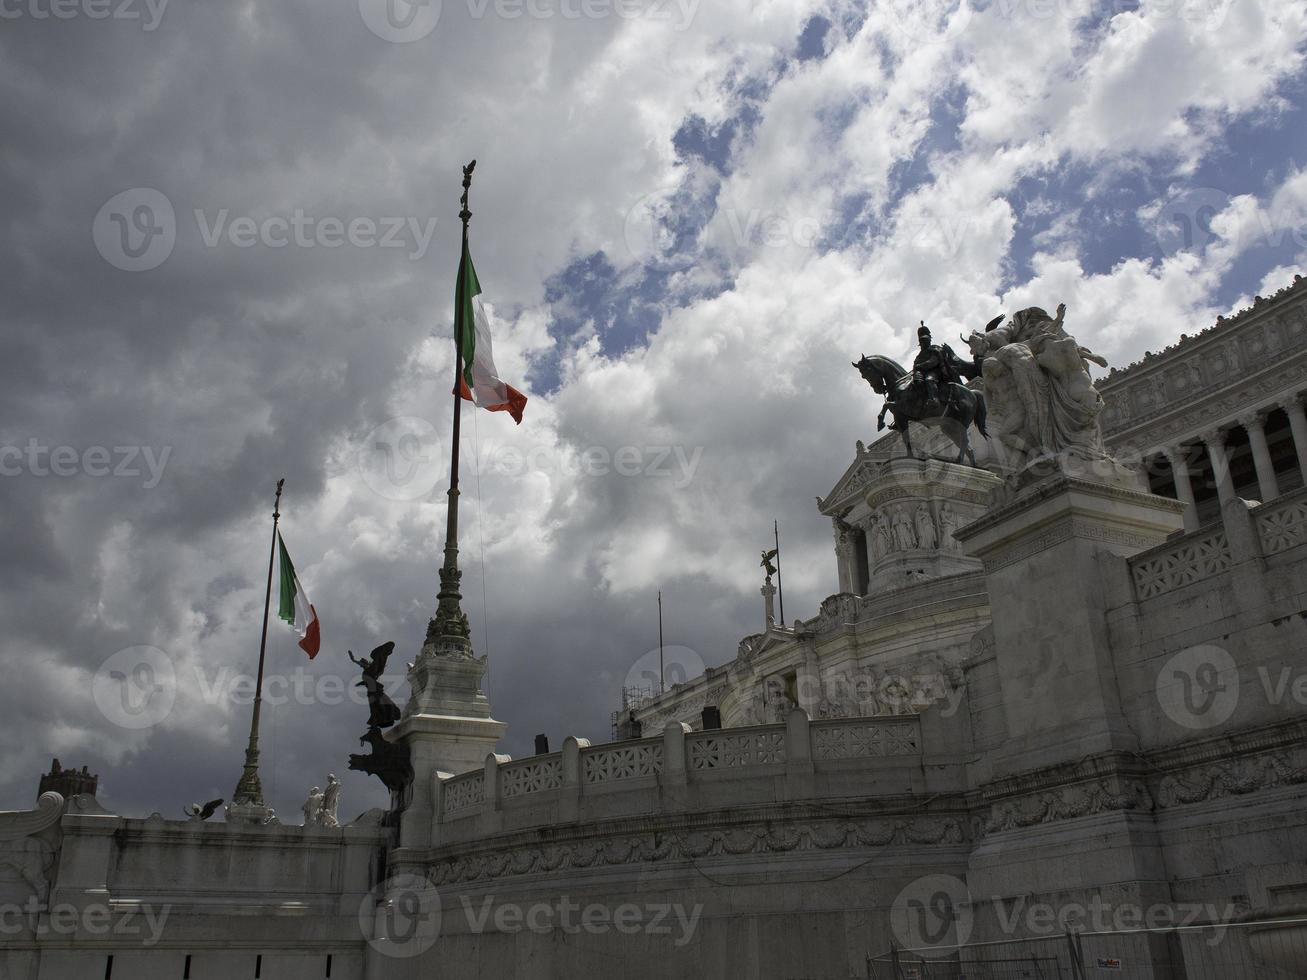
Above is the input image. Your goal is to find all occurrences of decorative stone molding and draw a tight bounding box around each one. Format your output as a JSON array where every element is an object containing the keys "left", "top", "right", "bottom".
[
  {"left": 981, "top": 776, "right": 1152, "bottom": 835},
  {"left": 425, "top": 814, "right": 969, "bottom": 885},
  {"left": 1099, "top": 275, "right": 1307, "bottom": 441},
  {"left": 806, "top": 592, "right": 865, "bottom": 633},
  {"left": 1154, "top": 749, "right": 1307, "bottom": 809},
  {"left": 0, "top": 792, "right": 64, "bottom": 841},
  {"left": 1105, "top": 355, "right": 1307, "bottom": 450},
  {"left": 1130, "top": 528, "right": 1233, "bottom": 599},
  {"left": 977, "top": 517, "right": 1160, "bottom": 573}
]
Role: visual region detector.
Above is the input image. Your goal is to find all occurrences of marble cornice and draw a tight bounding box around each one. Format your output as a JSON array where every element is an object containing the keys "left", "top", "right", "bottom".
[
  {"left": 1100, "top": 276, "right": 1307, "bottom": 391},
  {"left": 955, "top": 474, "right": 1181, "bottom": 543},
  {"left": 422, "top": 797, "right": 973, "bottom": 884},
  {"left": 1105, "top": 350, "right": 1307, "bottom": 450}
]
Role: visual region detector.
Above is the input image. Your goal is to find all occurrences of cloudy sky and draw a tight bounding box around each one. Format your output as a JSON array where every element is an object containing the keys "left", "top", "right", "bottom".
[{"left": 2, "top": 0, "right": 1306, "bottom": 820}]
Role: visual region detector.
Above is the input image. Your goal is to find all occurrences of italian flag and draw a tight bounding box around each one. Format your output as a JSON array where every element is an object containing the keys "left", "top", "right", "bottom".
[
  {"left": 277, "top": 532, "right": 321, "bottom": 659},
  {"left": 455, "top": 238, "right": 528, "bottom": 424}
]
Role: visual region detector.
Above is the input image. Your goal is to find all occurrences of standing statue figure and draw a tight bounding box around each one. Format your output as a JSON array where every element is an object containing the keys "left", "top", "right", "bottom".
[
  {"left": 320, "top": 774, "right": 340, "bottom": 829},
  {"left": 760, "top": 549, "right": 779, "bottom": 585},
  {"left": 938, "top": 504, "right": 960, "bottom": 551},
  {"left": 854, "top": 321, "right": 989, "bottom": 466},
  {"left": 961, "top": 304, "right": 1110, "bottom": 468},
  {"left": 891, "top": 506, "right": 917, "bottom": 552},
  {"left": 869, "top": 514, "right": 890, "bottom": 561},
  {"left": 349, "top": 642, "right": 402, "bottom": 730},
  {"left": 301, "top": 786, "right": 324, "bottom": 827},
  {"left": 915, "top": 504, "right": 938, "bottom": 551}
]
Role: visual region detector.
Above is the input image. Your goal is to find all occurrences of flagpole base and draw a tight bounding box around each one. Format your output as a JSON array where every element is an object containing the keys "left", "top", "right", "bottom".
[{"left": 225, "top": 801, "right": 277, "bottom": 826}]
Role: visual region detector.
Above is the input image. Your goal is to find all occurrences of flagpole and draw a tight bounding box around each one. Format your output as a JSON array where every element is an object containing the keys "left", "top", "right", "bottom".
[
  {"left": 657, "top": 591, "right": 664, "bottom": 695},
  {"left": 427, "top": 160, "right": 477, "bottom": 652},
  {"left": 231, "top": 477, "right": 284, "bottom": 822},
  {"left": 774, "top": 520, "right": 785, "bottom": 627}
]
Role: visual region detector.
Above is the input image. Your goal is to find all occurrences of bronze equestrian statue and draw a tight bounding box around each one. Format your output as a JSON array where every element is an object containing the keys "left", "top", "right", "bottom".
[{"left": 853, "top": 321, "right": 991, "bottom": 466}]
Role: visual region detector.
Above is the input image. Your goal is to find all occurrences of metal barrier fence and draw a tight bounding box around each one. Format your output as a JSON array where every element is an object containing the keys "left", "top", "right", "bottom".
[{"left": 865, "top": 917, "right": 1307, "bottom": 979}]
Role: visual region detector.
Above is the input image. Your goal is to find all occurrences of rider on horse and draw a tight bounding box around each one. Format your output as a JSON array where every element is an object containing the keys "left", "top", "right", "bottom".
[
  {"left": 878, "top": 323, "right": 976, "bottom": 431},
  {"left": 912, "top": 322, "right": 973, "bottom": 408}
]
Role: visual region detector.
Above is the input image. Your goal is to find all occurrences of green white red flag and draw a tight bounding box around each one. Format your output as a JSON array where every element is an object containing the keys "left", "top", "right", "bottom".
[
  {"left": 276, "top": 532, "right": 320, "bottom": 659},
  {"left": 455, "top": 238, "right": 528, "bottom": 424}
]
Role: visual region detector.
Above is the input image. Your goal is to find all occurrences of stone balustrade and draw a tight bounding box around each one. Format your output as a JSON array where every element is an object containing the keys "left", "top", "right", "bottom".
[
  {"left": 1128, "top": 486, "right": 1307, "bottom": 601},
  {"left": 433, "top": 712, "right": 932, "bottom": 844}
]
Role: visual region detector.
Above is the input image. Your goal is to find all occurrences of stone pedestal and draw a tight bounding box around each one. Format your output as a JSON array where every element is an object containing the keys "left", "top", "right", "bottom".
[
  {"left": 388, "top": 649, "right": 506, "bottom": 850},
  {"left": 761, "top": 581, "right": 776, "bottom": 626},
  {"left": 224, "top": 801, "right": 276, "bottom": 826},
  {"left": 956, "top": 466, "right": 1185, "bottom": 774},
  {"left": 860, "top": 457, "right": 1003, "bottom": 592}
]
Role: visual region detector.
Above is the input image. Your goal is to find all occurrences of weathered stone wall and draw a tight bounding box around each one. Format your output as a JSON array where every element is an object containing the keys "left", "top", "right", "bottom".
[
  {"left": 7, "top": 479, "right": 1307, "bottom": 979},
  {"left": 0, "top": 795, "right": 386, "bottom": 980}
]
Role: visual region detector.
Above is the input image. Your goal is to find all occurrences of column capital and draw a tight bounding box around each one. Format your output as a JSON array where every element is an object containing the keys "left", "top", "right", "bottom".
[
  {"left": 1238, "top": 409, "right": 1269, "bottom": 431},
  {"left": 1159, "top": 444, "right": 1186, "bottom": 461},
  {"left": 1200, "top": 427, "right": 1227, "bottom": 447},
  {"left": 1279, "top": 393, "right": 1305, "bottom": 414}
]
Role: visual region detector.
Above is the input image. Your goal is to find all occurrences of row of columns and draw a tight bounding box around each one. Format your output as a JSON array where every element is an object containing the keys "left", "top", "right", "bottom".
[{"left": 1161, "top": 395, "right": 1307, "bottom": 532}]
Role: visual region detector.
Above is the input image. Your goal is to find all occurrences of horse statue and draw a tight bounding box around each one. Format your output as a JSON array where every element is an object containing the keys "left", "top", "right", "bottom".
[{"left": 853, "top": 354, "right": 989, "bottom": 466}]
